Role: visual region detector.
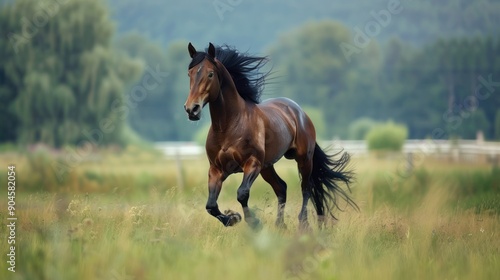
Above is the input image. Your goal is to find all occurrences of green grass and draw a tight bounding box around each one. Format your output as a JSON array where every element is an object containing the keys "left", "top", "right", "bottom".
[{"left": 0, "top": 149, "right": 499, "bottom": 279}]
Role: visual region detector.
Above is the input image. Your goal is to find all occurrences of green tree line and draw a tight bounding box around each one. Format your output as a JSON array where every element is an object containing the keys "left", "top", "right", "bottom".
[
  {"left": 269, "top": 21, "right": 500, "bottom": 140},
  {"left": 1, "top": 0, "right": 499, "bottom": 148},
  {"left": 1, "top": 0, "right": 142, "bottom": 147},
  {"left": 106, "top": 0, "right": 500, "bottom": 51}
]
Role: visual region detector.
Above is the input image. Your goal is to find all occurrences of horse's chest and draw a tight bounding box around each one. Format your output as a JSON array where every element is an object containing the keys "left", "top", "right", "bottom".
[
  {"left": 210, "top": 137, "right": 260, "bottom": 173},
  {"left": 213, "top": 147, "right": 244, "bottom": 173}
]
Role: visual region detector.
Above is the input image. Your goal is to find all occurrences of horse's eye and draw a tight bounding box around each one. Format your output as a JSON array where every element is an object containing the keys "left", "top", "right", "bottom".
[{"left": 208, "top": 72, "right": 214, "bottom": 78}]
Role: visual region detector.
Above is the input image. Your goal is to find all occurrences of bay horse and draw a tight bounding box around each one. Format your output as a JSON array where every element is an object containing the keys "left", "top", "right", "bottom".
[{"left": 184, "top": 42, "right": 358, "bottom": 229}]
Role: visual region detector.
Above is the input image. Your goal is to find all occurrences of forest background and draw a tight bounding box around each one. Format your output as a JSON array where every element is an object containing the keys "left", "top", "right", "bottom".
[{"left": 1, "top": 0, "right": 499, "bottom": 147}]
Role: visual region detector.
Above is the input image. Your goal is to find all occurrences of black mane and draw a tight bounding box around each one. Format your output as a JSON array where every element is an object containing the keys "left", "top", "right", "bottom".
[{"left": 188, "top": 44, "right": 269, "bottom": 104}]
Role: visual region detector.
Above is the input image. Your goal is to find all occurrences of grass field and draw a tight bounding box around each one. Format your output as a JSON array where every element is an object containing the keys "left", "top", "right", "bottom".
[{"left": 0, "top": 146, "right": 499, "bottom": 280}]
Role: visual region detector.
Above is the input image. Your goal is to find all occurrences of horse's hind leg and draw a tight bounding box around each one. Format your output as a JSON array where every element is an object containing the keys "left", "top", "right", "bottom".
[
  {"left": 297, "top": 153, "right": 327, "bottom": 230},
  {"left": 260, "top": 165, "right": 287, "bottom": 228},
  {"left": 297, "top": 157, "right": 313, "bottom": 231}
]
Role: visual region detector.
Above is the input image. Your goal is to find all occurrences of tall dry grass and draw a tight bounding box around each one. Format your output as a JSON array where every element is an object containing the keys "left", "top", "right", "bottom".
[{"left": 0, "top": 149, "right": 498, "bottom": 279}]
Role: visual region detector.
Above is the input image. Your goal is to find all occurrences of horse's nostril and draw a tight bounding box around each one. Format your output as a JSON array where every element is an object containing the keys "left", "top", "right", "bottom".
[{"left": 193, "top": 104, "right": 201, "bottom": 113}]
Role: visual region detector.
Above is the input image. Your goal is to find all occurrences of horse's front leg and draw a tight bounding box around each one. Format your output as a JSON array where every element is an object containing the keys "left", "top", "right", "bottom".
[
  {"left": 206, "top": 166, "right": 241, "bottom": 226},
  {"left": 237, "top": 156, "right": 262, "bottom": 229}
]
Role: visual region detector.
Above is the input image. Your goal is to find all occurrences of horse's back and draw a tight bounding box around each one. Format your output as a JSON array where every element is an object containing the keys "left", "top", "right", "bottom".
[
  {"left": 258, "top": 97, "right": 316, "bottom": 162},
  {"left": 259, "top": 97, "right": 305, "bottom": 119},
  {"left": 259, "top": 97, "right": 315, "bottom": 135}
]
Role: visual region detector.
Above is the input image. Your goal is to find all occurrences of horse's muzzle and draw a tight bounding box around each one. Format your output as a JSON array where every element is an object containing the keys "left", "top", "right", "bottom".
[
  {"left": 185, "top": 104, "right": 201, "bottom": 121},
  {"left": 188, "top": 113, "right": 200, "bottom": 121}
]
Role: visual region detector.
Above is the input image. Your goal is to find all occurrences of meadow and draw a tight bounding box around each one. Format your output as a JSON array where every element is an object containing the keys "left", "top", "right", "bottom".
[{"left": 0, "top": 146, "right": 499, "bottom": 280}]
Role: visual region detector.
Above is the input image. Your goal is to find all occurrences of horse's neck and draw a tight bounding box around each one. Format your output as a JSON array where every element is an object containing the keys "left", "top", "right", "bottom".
[{"left": 209, "top": 65, "right": 246, "bottom": 132}]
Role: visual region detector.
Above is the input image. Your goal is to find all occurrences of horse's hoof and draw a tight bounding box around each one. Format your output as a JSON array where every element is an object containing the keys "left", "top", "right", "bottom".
[{"left": 223, "top": 210, "right": 242, "bottom": 227}]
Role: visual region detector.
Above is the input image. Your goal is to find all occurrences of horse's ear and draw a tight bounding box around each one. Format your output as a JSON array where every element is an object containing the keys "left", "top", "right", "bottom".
[
  {"left": 208, "top": 42, "right": 215, "bottom": 58},
  {"left": 188, "top": 42, "right": 197, "bottom": 58}
]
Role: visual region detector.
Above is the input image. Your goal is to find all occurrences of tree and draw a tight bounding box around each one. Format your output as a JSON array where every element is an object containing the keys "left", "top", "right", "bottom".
[
  {"left": 382, "top": 36, "right": 500, "bottom": 140},
  {"left": 268, "top": 20, "right": 354, "bottom": 106},
  {"left": 0, "top": 0, "right": 142, "bottom": 147},
  {"left": 267, "top": 20, "right": 380, "bottom": 137},
  {"left": 116, "top": 33, "right": 172, "bottom": 141},
  {"left": 117, "top": 36, "right": 201, "bottom": 141},
  {"left": 106, "top": 0, "right": 500, "bottom": 50}
]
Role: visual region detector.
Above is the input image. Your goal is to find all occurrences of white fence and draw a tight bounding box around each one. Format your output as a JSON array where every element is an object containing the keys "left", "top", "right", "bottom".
[
  {"left": 155, "top": 140, "right": 500, "bottom": 163},
  {"left": 154, "top": 142, "right": 204, "bottom": 157},
  {"left": 330, "top": 139, "right": 500, "bottom": 155}
]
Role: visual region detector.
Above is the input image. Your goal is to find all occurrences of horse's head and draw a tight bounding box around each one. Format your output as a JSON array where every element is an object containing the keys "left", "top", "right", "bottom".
[{"left": 184, "top": 42, "right": 221, "bottom": 121}]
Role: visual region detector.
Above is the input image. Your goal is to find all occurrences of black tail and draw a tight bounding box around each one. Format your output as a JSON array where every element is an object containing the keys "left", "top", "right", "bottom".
[{"left": 310, "top": 143, "right": 359, "bottom": 219}]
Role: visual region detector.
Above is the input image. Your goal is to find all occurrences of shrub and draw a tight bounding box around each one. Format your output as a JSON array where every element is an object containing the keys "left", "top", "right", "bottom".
[{"left": 366, "top": 121, "right": 408, "bottom": 151}]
